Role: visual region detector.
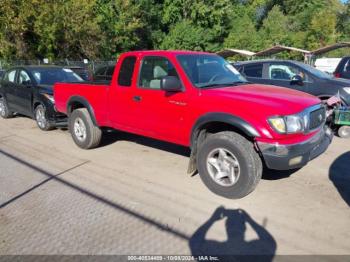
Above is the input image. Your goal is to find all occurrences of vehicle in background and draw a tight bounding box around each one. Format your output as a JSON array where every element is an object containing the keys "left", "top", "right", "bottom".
[
  {"left": 65, "top": 66, "right": 92, "bottom": 81},
  {"left": 0, "top": 70, "right": 5, "bottom": 79},
  {"left": 314, "top": 58, "right": 341, "bottom": 74},
  {"left": 0, "top": 66, "right": 84, "bottom": 130},
  {"left": 233, "top": 60, "right": 350, "bottom": 106},
  {"left": 93, "top": 65, "right": 115, "bottom": 81},
  {"left": 333, "top": 56, "right": 350, "bottom": 79},
  {"left": 54, "top": 51, "right": 332, "bottom": 199}
]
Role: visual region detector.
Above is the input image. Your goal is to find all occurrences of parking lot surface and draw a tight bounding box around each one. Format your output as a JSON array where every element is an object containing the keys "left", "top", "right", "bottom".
[{"left": 0, "top": 116, "right": 349, "bottom": 256}]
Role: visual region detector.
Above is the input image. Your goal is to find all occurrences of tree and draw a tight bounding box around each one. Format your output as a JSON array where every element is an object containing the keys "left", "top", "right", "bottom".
[
  {"left": 306, "top": 9, "right": 338, "bottom": 49},
  {"left": 224, "top": 14, "right": 259, "bottom": 51},
  {"left": 159, "top": 20, "right": 209, "bottom": 51},
  {"left": 259, "top": 5, "right": 291, "bottom": 48}
]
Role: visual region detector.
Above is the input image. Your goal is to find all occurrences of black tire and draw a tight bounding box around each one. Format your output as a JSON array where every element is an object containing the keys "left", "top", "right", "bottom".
[
  {"left": 197, "top": 131, "right": 262, "bottom": 199},
  {"left": 34, "top": 104, "right": 54, "bottom": 131},
  {"left": 69, "top": 108, "right": 102, "bottom": 149},
  {"left": 338, "top": 126, "right": 350, "bottom": 138},
  {"left": 0, "top": 96, "right": 13, "bottom": 119}
]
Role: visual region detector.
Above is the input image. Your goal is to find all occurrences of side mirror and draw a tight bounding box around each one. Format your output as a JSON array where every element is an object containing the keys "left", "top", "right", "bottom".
[
  {"left": 291, "top": 75, "right": 303, "bottom": 86},
  {"left": 160, "top": 76, "right": 182, "bottom": 92}
]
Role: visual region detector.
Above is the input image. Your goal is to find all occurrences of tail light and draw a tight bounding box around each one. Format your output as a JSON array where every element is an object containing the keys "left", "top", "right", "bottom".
[{"left": 334, "top": 72, "right": 341, "bottom": 78}]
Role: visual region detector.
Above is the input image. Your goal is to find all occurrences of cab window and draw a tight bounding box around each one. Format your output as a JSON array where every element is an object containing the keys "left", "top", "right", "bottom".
[
  {"left": 117, "top": 56, "right": 136, "bottom": 87},
  {"left": 138, "top": 56, "right": 179, "bottom": 89}
]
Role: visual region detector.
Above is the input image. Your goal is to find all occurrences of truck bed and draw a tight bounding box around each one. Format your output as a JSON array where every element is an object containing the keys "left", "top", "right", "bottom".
[{"left": 54, "top": 82, "right": 110, "bottom": 126}]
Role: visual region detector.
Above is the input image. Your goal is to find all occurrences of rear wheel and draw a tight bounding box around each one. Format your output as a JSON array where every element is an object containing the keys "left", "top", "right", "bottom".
[
  {"left": 197, "top": 131, "right": 262, "bottom": 199},
  {"left": 338, "top": 126, "right": 350, "bottom": 138},
  {"left": 69, "top": 108, "right": 102, "bottom": 149},
  {"left": 0, "top": 97, "right": 13, "bottom": 119},
  {"left": 35, "top": 104, "right": 54, "bottom": 131}
]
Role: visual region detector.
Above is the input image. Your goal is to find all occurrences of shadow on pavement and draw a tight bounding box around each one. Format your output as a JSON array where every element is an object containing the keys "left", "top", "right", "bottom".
[
  {"left": 262, "top": 168, "right": 300, "bottom": 180},
  {"left": 189, "top": 206, "right": 276, "bottom": 262},
  {"left": 100, "top": 130, "right": 190, "bottom": 157},
  {"left": 329, "top": 151, "right": 350, "bottom": 207}
]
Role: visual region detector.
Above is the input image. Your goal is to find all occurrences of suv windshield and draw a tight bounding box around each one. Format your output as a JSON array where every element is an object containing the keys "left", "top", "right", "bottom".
[
  {"left": 177, "top": 54, "right": 248, "bottom": 88},
  {"left": 30, "top": 68, "right": 84, "bottom": 85}
]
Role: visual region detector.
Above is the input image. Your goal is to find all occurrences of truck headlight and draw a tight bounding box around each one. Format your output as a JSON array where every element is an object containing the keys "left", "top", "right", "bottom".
[
  {"left": 268, "top": 117, "right": 286, "bottom": 133},
  {"left": 43, "top": 93, "right": 55, "bottom": 103},
  {"left": 343, "top": 87, "right": 350, "bottom": 94},
  {"left": 269, "top": 115, "right": 304, "bottom": 134}
]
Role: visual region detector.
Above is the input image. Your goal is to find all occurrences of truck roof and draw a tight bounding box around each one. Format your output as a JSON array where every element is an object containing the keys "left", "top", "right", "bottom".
[{"left": 122, "top": 50, "right": 214, "bottom": 56}]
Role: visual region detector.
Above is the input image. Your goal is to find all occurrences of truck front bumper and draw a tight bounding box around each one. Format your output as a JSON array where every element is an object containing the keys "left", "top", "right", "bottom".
[{"left": 257, "top": 126, "right": 333, "bottom": 170}]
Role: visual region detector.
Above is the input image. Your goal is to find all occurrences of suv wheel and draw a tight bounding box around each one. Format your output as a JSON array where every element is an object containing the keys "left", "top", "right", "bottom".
[
  {"left": 197, "top": 131, "right": 262, "bottom": 199},
  {"left": 35, "top": 104, "right": 54, "bottom": 131},
  {"left": 0, "top": 97, "right": 13, "bottom": 119},
  {"left": 69, "top": 108, "right": 102, "bottom": 149}
]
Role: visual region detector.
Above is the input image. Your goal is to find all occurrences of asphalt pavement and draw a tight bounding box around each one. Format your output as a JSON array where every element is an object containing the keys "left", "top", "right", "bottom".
[{"left": 0, "top": 116, "right": 349, "bottom": 257}]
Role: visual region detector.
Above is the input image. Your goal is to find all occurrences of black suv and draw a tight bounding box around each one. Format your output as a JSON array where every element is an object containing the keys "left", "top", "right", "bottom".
[
  {"left": 0, "top": 66, "right": 83, "bottom": 130},
  {"left": 334, "top": 56, "right": 350, "bottom": 80},
  {"left": 233, "top": 60, "right": 350, "bottom": 105}
]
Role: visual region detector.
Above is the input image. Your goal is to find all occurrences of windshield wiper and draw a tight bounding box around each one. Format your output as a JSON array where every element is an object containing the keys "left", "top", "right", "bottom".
[{"left": 200, "top": 81, "right": 250, "bottom": 89}]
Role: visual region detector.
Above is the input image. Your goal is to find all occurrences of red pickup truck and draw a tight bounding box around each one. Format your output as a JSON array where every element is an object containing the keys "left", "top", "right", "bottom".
[{"left": 54, "top": 51, "right": 333, "bottom": 198}]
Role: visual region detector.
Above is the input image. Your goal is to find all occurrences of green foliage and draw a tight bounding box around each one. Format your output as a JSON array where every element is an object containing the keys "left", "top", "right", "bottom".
[
  {"left": 0, "top": 0, "right": 349, "bottom": 60},
  {"left": 160, "top": 20, "right": 208, "bottom": 51}
]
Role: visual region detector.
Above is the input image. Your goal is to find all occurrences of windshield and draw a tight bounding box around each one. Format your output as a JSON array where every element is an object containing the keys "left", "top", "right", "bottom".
[
  {"left": 177, "top": 54, "right": 248, "bottom": 88},
  {"left": 30, "top": 68, "right": 84, "bottom": 85},
  {"left": 295, "top": 62, "right": 332, "bottom": 79}
]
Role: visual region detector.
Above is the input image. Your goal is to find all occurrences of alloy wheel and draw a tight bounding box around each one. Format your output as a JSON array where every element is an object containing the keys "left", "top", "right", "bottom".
[{"left": 206, "top": 148, "right": 241, "bottom": 187}]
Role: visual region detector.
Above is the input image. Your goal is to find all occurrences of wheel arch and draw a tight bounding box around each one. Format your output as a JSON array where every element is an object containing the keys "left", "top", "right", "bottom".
[
  {"left": 187, "top": 112, "right": 260, "bottom": 175},
  {"left": 67, "top": 96, "right": 98, "bottom": 125},
  {"left": 190, "top": 113, "right": 260, "bottom": 148}
]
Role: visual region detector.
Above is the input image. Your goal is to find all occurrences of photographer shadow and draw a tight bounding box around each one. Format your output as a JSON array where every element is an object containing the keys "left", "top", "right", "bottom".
[
  {"left": 329, "top": 151, "right": 350, "bottom": 207},
  {"left": 189, "top": 207, "right": 276, "bottom": 262}
]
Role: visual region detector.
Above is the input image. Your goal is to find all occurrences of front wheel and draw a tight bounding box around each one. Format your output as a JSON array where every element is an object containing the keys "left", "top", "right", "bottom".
[
  {"left": 197, "top": 131, "right": 262, "bottom": 199},
  {"left": 0, "top": 97, "right": 13, "bottom": 119},
  {"left": 35, "top": 104, "right": 54, "bottom": 131},
  {"left": 69, "top": 108, "right": 102, "bottom": 149},
  {"left": 338, "top": 126, "right": 350, "bottom": 138}
]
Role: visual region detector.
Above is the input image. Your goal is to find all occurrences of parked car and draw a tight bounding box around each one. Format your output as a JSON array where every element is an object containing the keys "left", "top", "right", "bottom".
[
  {"left": 54, "top": 51, "right": 332, "bottom": 199},
  {"left": 65, "top": 66, "right": 92, "bottom": 81},
  {"left": 233, "top": 60, "right": 350, "bottom": 106},
  {"left": 333, "top": 56, "right": 350, "bottom": 79},
  {"left": 0, "top": 66, "right": 84, "bottom": 130},
  {"left": 93, "top": 65, "right": 115, "bottom": 81}
]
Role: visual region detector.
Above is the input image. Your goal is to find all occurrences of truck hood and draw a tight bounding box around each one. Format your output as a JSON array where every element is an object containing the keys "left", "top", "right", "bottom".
[{"left": 202, "top": 83, "right": 321, "bottom": 115}]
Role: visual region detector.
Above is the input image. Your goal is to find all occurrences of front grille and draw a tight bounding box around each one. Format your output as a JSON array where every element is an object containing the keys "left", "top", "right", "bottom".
[{"left": 309, "top": 107, "right": 326, "bottom": 130}]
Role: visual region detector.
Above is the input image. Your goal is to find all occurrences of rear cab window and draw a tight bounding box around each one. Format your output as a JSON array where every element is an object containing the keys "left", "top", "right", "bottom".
[{"left": 118, "top": 56, "right": 137, "bottom": 87}]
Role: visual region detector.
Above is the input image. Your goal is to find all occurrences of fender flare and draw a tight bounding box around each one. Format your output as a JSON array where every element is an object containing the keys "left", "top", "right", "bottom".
[
  {"left": 67, "top": 96, "right": 98, "bottom": 125},
  {"left": 190, "top": 112, "right": 260, "bottom": 148},
  {"left": 186, "top": 112, "right": 260, "bottom": 175}
]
